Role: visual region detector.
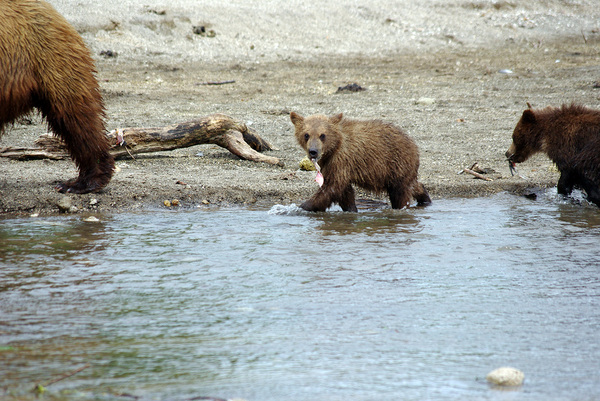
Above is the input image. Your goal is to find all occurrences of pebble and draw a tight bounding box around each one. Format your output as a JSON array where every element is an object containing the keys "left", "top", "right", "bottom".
[
  {"left": 415, "top": 97, "right": 436, "bottom": 106},
  {"left": 486, "top": 367, "right": 525, "bottom": 387},
  {"left": 498, "top": 69, "right": 513, "bottom": 74},
  {"left": 83, "top": 216, "right": 100, "bottom": 222},
  {"left": 99, "top": 49, "right": 117, "bottom": 58},
  {"left": 336, "top": 83, "right": 366, "bottom": 92},
  {"left": 56, "top": 196, "right": 72, "bottom": 213}
]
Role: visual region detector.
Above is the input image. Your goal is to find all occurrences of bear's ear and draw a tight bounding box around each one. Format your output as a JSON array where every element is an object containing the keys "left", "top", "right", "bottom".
[
  {"left": 290, "top": 112, "right": 304, "bottom": 126},
  {"left": 330, "top": 113, "right": 343, "bottom": 124},
  {"left": 521, "top": 109, "right": 536, "bottom": 124}
]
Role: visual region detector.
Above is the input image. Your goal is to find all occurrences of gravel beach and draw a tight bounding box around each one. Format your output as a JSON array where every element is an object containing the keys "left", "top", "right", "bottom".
[{"left": 2, "top": 0, "right": 600, "bottom": 214}]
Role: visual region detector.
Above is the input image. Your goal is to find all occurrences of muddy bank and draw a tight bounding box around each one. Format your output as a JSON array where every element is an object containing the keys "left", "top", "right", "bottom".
[{"left": 2, "top": 2, "right": 600, "bottom": 215}]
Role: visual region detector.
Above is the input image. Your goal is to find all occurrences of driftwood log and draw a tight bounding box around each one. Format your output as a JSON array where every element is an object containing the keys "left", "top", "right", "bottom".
[
  {"left": 457, "top": 162, "right": 493, "bottom": 181},
  {"left": 462, "top": 168, "right": 493, "bottom": 181},
  {"left": 0, "top": 114, "right": 283, "bottom": 166}
]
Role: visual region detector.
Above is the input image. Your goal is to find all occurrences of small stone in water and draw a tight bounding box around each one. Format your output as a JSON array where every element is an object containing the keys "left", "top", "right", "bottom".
[
  {"left": 163, "top": 200, "right": 172, "bottom": 207},
  {"left": 83, "top": 216, "right": 100, "bottom": 222},
  {"left": 486, "top": 367, "right": 524, "bottom": 387}
]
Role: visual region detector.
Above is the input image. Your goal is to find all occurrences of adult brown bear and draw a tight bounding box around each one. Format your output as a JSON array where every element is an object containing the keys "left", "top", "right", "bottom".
[
  {"left": 291, "top": 112, "right": 431, "bottom": 212},
  {"left": 506, "top": 104, "right": 600, "bottom": 207},
  {"left": 0, "top": 0, "right": 114, "bottom": 193}
]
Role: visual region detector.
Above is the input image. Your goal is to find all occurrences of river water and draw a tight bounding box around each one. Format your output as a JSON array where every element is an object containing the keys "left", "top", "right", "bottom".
[{"left": 1, "top": 191, "right": 599, "bottom": 401}]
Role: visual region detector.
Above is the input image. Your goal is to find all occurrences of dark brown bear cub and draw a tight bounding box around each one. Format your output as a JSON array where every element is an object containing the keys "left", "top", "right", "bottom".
[
  {"left": 0, "top": 0, "right": 114, "bottom": 193},
  {"left": 506, "top": 104, "right": 600, "bottom": 207},
  {"left": 291, "top": 112, "right": 431, "bottom": 212}
]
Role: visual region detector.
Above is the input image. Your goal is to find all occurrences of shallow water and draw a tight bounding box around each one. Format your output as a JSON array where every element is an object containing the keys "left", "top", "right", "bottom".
[{"left": 1, "top": 191, "right": 599, "bottom": 401}]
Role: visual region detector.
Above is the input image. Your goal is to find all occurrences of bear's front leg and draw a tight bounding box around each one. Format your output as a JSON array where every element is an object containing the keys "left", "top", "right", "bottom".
[
  {"left": 300, "top": 187, "right": 334, "bottom": 212},
  {"left": 387, "top": 181, "right": 411, "bottom": 209},
  {"left": 337, "top": 185, "right": 357, "bottom": 212},
  {"left": 557, "top": 169, "right": 576, "bottom": 196}
]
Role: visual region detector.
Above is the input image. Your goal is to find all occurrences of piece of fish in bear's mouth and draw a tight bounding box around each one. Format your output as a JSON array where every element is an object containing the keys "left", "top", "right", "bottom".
[
  {"left": 508, "top": 160, "right": 517, "bottom": 176},
  {"left": 312, "top": 159, "right": 324, "bottom": 187}
]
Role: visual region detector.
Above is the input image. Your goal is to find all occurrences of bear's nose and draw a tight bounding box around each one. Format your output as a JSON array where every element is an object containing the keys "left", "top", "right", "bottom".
[{"left": 308, "top": 149, "right": 319, "bottom": 159}]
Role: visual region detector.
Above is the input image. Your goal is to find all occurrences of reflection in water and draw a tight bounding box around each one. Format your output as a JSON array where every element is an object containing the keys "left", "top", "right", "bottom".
[
  {"left": 0, "top": 218, "right": 110, "bottom": 294},
  {"left": 315, "top": 210, "right": 422, "bottom": 237},
  {"left": 0, "top": 192, "right": 599, "bottom": 401}
]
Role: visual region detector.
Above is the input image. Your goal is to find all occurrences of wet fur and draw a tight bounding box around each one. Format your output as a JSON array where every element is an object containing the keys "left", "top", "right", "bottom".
[
  {"left": 291, "top": 112, "right": 431, "bottom": 212},
  {"left": 506, "top": 104, "right": 600, "bottom": 206},
  {"left": 0, "top": 0, "right": 114, "bottom": 193}
]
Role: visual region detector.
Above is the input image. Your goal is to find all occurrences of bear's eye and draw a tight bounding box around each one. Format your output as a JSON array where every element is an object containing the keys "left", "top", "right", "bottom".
[
  {"left": 304, "top": 133, "right": 309, "bottom": 141},
  {"left": 320, "top": 134, "right": 326, "bottom": 141}
]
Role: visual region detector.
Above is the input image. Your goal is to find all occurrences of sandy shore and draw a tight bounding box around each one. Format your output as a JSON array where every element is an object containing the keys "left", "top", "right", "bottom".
[{"left": 2, "top": 0, "right": 600, "bottom": 215}]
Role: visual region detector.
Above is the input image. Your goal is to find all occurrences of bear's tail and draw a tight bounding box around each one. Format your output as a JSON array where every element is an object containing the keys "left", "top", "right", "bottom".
[{"left": 413, "top": 182, "right": 432, "bottom": 206}]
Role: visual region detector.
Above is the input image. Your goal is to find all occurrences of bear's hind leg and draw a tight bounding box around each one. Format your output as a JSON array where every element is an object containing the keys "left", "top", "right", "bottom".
[
  {"left": 42, "top": 102, "right": 114, "bottom": 194},
  {"left": 412, "top": 182, "right": 432, "bottom": 206},
  {"left": 579, "top": 177, "right": 600, "bottom": 208},
  {"left": 586, "top": 189, "right": 600, "bottom": 208},
  {"left": 55, "top": 150, "right": 114, "bottom": 194}
]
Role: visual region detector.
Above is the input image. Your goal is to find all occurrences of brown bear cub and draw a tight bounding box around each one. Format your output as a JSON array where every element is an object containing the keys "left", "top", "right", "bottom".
[
  {"left": 506, "top": 104, "right": 600, "bottom": 207},
  {"left": 0, "top": 0, "right": 114, "bottom": 193},
  {"left": 291, "top": 112, "right": 431, "bottom": 212}
]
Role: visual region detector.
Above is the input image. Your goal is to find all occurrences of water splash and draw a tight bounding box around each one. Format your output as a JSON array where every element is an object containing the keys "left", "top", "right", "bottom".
[{"left": 267, "top": 203, "right": 305, "bottom": 215}]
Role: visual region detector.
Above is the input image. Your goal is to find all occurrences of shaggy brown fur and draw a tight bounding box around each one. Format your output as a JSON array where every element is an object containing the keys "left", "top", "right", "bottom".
[
  {"left": 291, "top": 112, "right": 431, "bottom": 212},
  {"left": 0, "top": 0, "right": 114, "bottom": 193},
  {"left": 506, "top": 104, "right": 600, "bottom": 206}
]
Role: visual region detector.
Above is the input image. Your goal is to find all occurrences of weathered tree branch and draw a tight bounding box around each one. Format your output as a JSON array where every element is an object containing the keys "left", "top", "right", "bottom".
[
  {"left": 1, "top": 114, "right": 283, "bottom": 166},
  {"left": 462, "top": 168, "right": 493, "bottom": 181},
  {"left": 0, "top": 147, "right": 67, "bottom": 160}
]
